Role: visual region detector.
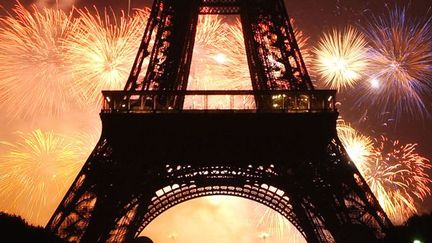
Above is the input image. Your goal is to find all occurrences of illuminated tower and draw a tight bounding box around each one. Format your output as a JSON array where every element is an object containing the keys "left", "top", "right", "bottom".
[{"left": 47, "top": 0, "right": 392, "bottom": 242}]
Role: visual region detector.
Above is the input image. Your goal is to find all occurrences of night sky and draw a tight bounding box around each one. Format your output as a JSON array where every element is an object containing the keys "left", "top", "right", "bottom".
[
  {"left": 0, "top": 0, "right": 431, "bottom": 235},
  {"left": 3, "top": 0, "right": 432, "bottom": 38}
]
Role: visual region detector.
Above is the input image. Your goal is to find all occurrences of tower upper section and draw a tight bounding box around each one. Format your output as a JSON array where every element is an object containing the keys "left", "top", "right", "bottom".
[{"left": 121, "top": 0, "right": 314, "bottom": 109}]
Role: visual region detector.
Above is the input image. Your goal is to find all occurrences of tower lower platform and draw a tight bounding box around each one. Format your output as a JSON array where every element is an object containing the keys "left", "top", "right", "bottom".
[{"left": 47, "top": 91, "right": 391, "bottom": 242}]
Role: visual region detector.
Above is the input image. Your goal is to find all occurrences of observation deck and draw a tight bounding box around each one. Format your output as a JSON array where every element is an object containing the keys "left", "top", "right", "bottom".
[
  {"left": 101, "top": 90, "right": 337, "bottom": 114},
  {"left": 100, "top": 90, "right": 338, "bottom": 162}
]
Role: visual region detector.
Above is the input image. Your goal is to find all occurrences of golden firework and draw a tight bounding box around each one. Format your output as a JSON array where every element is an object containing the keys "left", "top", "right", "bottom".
[
  {"left": 0, "top": 3, "right": 79, "bottom": 119},
  {"left": 337, "top": 122, "right": 373, "bottom": 171},
  {"left": 314, "top": 27, "right": 369, "bottom": 90},
  {"left": 64, "top": 8, "right": 150, "bottom": 107},
  {"left": 0, "top": 129, "right": 89, "bottom": 226},
  {"left": 364, "top": 136, "right": 431, "bottom": 224},
  {"left": 337, "top": 123, "right": 431, "bottom": 224},
  {"left": 255, "top": 204, "right": 306, "bottom": 242},
  {"left": 185, "top": 15, "right": 255, "bottom": 109}
]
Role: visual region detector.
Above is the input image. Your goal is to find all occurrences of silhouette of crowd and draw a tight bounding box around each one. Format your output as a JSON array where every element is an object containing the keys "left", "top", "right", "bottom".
[
  {"left": 383, "top": 213, "right": 432, "bottom": 243},
  {"left": 0, "top": 212, "right": 154, "bottom": 243},
  {"left": 0, "top": 212, "right": 65, "bottom": 243},
  {"left": 1, "top": 211, "right": 431, "bottom": 242}
]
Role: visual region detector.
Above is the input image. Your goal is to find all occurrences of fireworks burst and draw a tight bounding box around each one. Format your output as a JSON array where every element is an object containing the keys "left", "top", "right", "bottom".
[
  {"left": 0, "top": 2, "right": 431, "bottom": 235},
  {"left": 255, "top": 205, "right": 305, "bottom": 242},
  {"left": 194, "top": 14, "right": 228, "bottom": 48},
  {"left": 290, "top": 18, "right": 312, "bottom": 68},
  {"left": 361, "top": 7, "right": 432, "bottom": 116},
  {"left": 364, "top": 136, "right": 431, "bottom": 224},
  {"left": 337, "top": 122, "right": 373, "bottom": 171},
  {"left": 185, "top": 17, "right": 310, "bottom": 109},
  {"left": 188, "top": 15, "right": 230, "bottom": 90},
  {"left": 0, "top": 3, "right": 79, "bottom": 119},
  {"left": 337, "top": 123, "right": 431, "bottom": 224},
  {"left": 0, "top": 129, "right": 90, "bottom": 226},
  {"left": 222, "top": 18, "right": 251, "bottom": 88},
  {"left": 64, "top": 8, "right": 149, "bottom": 106},
  {"left": 313, "top": 27, "right": 369, "bottom": 90},
  {"left": 185, "top": 16, "right": 255, "bottom": 109}
]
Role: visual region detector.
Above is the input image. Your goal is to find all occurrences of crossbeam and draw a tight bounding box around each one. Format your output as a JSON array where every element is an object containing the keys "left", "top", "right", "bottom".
[{"left": 200, "top": 0, "right": 240, "bottom": 14}]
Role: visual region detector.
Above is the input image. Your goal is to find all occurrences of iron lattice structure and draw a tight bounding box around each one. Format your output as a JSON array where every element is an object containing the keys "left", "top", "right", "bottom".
[{"left": 47, "top": 0, "right": 392, "bottom": 242}]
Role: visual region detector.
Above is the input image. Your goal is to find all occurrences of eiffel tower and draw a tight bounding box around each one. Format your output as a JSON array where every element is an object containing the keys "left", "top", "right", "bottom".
[{"left": 47, "top": 0, "right": 392, "bottom": 242}]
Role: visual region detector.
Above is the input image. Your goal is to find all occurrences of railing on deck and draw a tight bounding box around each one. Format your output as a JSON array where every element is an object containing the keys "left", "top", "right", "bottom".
[{"left": 101, "top": 90, "right": 337, "bottom": 113}]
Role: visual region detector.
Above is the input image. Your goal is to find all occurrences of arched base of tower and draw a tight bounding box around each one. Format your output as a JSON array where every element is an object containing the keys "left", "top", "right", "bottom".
[{"left": 47, "top": 112, "right": 391, "bottom": 242}]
